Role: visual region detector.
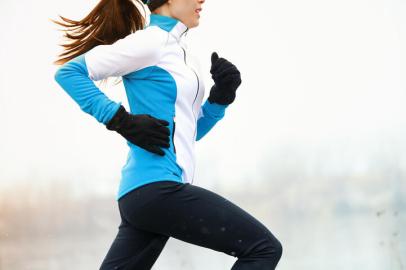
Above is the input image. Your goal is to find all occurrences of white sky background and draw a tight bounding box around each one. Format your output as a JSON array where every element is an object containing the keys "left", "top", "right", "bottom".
[{"left": 0, "top": 0, "right": 405, "bottom": 197}]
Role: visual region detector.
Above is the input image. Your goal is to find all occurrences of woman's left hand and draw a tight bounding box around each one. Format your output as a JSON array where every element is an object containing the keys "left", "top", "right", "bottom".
[{"left": 208, "top": 52, "right": 242, "bottom": 105}]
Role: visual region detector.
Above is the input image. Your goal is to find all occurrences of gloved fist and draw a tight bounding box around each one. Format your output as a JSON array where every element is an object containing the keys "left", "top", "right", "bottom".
[
  {"left": 208, "top": 52, "right": 242, "bottom": 105},
  {"left": 106, "top": 105, "right": 170, "bottom": 156}
]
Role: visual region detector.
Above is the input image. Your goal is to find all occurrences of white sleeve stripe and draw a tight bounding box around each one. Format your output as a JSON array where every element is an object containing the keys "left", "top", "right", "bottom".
[{"left": 85, "top": 27, "right": 167, "bottom": 81}]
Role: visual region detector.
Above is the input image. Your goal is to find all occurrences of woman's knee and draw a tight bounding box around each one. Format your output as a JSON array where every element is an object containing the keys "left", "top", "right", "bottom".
[
  {"left": 242, "top": 231, "right": 283, "bottom": 262},
  {"left": 270, "top": 236, "right": 283, "bottom": 262},
  {"left": 261, "top": 235, "right": 282, "bottom": 261},
  {"left": 231, "top": 233, "right": 282, "bottom": 270}
]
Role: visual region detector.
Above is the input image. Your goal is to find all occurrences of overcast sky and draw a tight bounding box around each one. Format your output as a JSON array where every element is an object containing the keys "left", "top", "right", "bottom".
[{"left": 0, "top": 0, "right": 405, "bottom": 197}]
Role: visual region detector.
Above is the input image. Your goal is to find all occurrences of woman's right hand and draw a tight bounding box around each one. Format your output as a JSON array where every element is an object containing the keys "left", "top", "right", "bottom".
[{"left": 106, "top": 105, "right": 170, "bottom": 156}]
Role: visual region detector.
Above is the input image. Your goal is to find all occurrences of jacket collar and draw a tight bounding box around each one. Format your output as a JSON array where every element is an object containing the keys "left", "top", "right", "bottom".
[{"left": 147, "top": 13, "right": 189, "bottom": 41}]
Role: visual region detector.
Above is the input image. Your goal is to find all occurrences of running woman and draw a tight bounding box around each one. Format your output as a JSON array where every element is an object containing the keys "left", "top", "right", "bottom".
[{"left": 53, "top": 0, "right": 283, "bottom": 269}]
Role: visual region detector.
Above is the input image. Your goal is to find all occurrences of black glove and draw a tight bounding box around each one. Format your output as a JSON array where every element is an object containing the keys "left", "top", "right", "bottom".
[
  {"left": 106, "top": 105, "right": 170, "bottom": 156},
  {"left": 208, "top": 52, "right": 242, "bottom": 105}
]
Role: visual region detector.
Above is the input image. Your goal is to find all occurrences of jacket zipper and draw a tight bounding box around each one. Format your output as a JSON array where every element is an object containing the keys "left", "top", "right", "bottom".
[
  {"left": 172, "top": 119, "right": 176, "bottom": 153},
  {"left": 179, "top": 29, "right": 199, "bottom": 184},
  {"left": 180, "top": 46, "right": 200, "bottom": 139}
]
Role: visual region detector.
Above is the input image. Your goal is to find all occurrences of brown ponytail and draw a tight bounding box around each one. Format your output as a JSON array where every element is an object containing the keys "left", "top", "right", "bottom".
[{"left": 52, "top": 0, "right": 147, "bottom": 66}]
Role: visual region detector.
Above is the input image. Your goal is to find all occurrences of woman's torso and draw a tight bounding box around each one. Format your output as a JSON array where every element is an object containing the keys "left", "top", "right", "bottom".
[{"left": 117, "top": 14, "right": 206, "bottom": 200}]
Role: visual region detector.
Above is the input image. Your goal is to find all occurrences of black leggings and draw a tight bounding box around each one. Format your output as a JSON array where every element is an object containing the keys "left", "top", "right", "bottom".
[{"left": 99, "top": 181, "right": 282, "bottom": 270}]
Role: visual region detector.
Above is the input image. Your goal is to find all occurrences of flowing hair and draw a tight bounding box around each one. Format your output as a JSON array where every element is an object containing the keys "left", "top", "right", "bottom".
[{"left": 52, "top": 0, "right": 148, "bottom": 66}]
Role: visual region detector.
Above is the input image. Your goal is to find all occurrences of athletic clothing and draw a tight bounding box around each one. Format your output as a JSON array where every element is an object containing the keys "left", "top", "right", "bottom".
[
  {"left": 55, "top": 13, "right": 283, "bottom": 270},
  {"left": 99, "top": 181, "right": 283, "bottom": 270},
  {"left": 54, "top": 13, "right": 229, "bottom": 201}
]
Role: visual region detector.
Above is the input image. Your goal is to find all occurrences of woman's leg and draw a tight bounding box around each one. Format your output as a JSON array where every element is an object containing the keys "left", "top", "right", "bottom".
[
  {"left": 99, "top": 202, "right": 169, "bottom": 270},
  {"left": 119, "top": 180, "right": 283, "bottom": 270}
]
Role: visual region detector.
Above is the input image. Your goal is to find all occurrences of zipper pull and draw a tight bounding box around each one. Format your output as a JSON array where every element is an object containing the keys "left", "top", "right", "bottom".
[{"left": 172, "top": 116, "right": 177, "bottom": 154}]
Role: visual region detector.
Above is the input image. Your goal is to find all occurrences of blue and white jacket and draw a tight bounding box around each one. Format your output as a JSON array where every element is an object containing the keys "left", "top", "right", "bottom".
[{"left": 54, "top": 13, "right": 229, "bottom": 200}]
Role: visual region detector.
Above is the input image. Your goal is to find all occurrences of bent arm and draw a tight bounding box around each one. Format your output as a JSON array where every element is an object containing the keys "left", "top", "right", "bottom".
[
  {"left": 195, "top": 99, "right": 229, "bottom": 141},
  {"left": 54, "top": 55, "right": 121, "bottom": 124},
  {"left": 54, "top": 28, "right": 166, "bottom": 124}
]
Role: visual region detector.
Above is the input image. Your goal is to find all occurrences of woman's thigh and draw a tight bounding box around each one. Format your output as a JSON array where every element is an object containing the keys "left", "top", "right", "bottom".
[{"left": 119, "top": 181, "right": 280, "bottom": 259}]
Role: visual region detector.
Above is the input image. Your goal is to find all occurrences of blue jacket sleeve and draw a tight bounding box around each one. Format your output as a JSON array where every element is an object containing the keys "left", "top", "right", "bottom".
[
  {"left": 54, "top": 54, "right": 122, "bottom": 125},
  {"left": 195, "top": 99, "right": 229, "bottom": 141}
]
